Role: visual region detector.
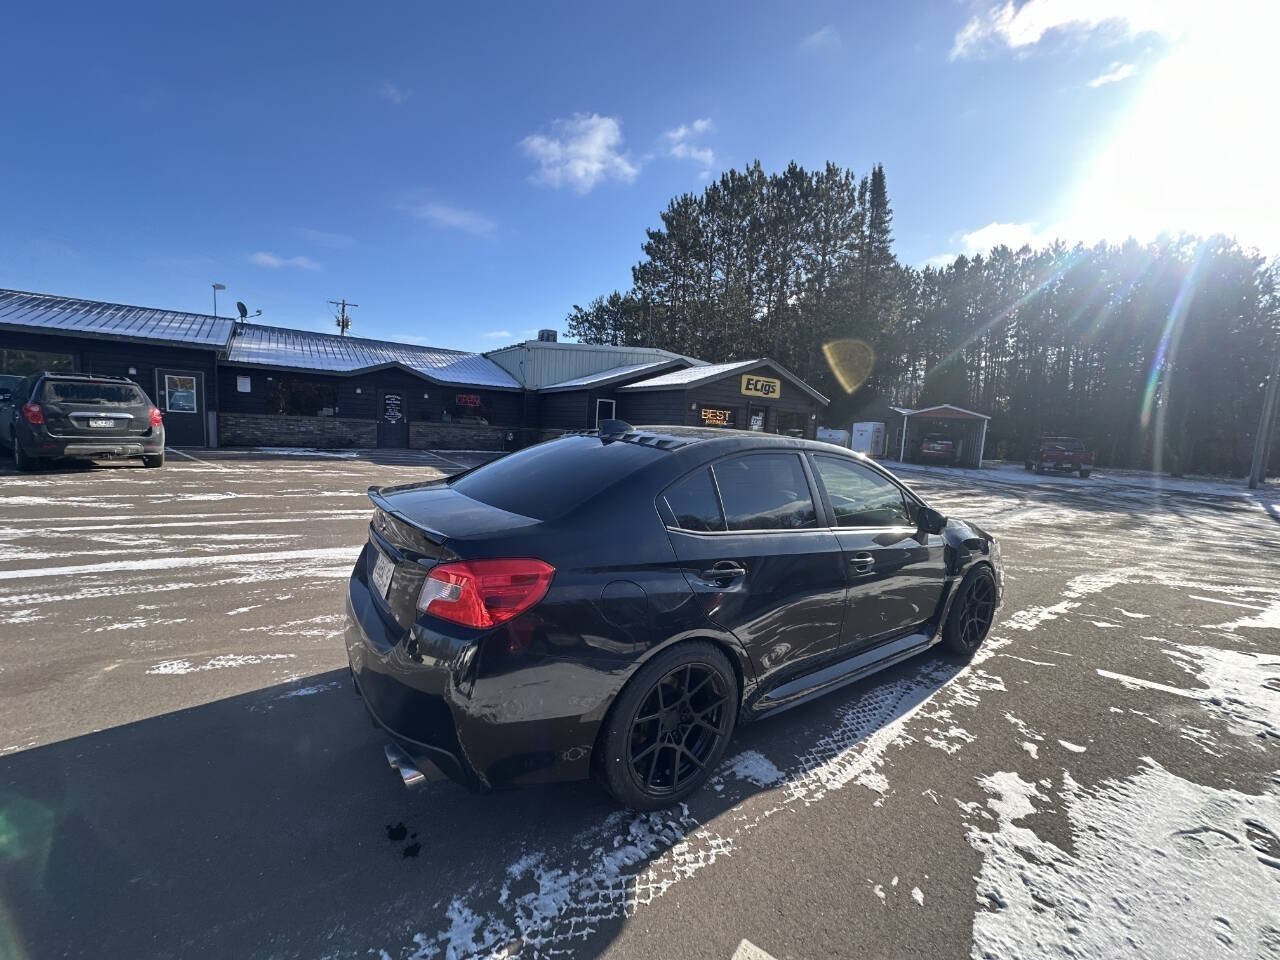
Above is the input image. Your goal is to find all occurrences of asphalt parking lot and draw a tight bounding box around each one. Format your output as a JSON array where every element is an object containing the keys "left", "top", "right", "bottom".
[{"left": 1, "top": 451, "right": 1278, "bottom": 960}]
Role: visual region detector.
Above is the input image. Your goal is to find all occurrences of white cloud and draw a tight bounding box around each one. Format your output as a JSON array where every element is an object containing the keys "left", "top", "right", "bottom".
[
  {"left": 950, "top": 0, "right": 1188, "bottom": 60},
  {"left": 296, "top": 228, "right": 354, "bottom": 249},
  {"left": 800, "top": 25, "right": 841, "bottom": 51},
  {"left": 250, "top": 251, "right": 320, "bottom": 271},
  {"left": 662, "top": 118, "right": 715, "bottom": 173},
  {"left": 520, "top": 114, "right": 640, "bottom": 193},
  {"left": 960, "top": 221, "right": 1050, "bottom": 253},
  {"left": 402, "top": 201, "right": 495, "bottom": 235},
  {"left": 480, "top": 329, "right": 513, "bottom": 339},
  {"left": 1089, "top": 61, "right": 1139, "bottom": 87},
  {"left": 379, "top": 80, "right": 412, "bottom": 105}
]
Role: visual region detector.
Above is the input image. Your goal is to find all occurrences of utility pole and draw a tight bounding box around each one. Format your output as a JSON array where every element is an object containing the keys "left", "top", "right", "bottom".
[
  {"left": 330, "top": 299, "right": 358, "bottom": 336},
  {"left": 1248, "top": 340, "right": 1280, "bottom": 489}
]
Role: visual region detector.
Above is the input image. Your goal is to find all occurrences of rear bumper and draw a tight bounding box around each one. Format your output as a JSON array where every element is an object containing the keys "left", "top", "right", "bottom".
[
  {"left": 16, "top": 424, "right": 163, "bottom": 459},
  {"left": 343, "top": 545, "right": 611, "bottom": 790}
]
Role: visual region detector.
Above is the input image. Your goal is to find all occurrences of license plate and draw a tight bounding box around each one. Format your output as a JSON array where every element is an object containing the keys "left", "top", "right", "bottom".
[
  {"left": 88, "top": 418, "right": 115, "bottom": 428},
  {"left": 371, "top": 552, "right": 395, "bottom": 599}
]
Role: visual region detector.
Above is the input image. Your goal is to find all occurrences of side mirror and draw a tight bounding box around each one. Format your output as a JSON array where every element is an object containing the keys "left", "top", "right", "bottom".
[{"left": 916, "top": 505, "right": 947, "bottom": 535}]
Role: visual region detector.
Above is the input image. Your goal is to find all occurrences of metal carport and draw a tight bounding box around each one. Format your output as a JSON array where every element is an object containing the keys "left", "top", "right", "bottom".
[{"left": 891, "top": 403, "right": 991, "bottom": 468}]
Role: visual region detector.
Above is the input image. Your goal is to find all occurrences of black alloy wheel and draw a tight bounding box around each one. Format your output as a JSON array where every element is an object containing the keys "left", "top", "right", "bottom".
[
  {"left": 942, "top": 567, "right": 998, "bottom": 659},
  {"left": 597, "top": 642, "right": 737, "bottom": 809}
]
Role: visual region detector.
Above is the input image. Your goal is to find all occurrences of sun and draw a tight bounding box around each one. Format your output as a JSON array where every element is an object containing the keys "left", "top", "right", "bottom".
[{"left": 1065, "top": 1, "right": 1280, "bottom": 253}]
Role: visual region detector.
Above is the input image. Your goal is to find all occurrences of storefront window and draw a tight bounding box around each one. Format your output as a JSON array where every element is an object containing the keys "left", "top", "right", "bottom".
[
  {"left": 268, "top": 379, "right": 339, "bottom": 417},
  {"left": 698, "top": 405, "right": 737, "bottom": 428},
  {"left": 447, "top": 392, "right": 490, "bottom": 424},
  {"left": 775, "top": 410, "right": 809, "bottom": 437},
  {"left": 0, "top": 348, "right": 74, "bottom": 376}
]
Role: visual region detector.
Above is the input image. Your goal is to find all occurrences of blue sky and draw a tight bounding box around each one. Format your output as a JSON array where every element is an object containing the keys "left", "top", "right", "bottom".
[{"left": 2, "top": 1, "right": 1274, "bottom": 351}]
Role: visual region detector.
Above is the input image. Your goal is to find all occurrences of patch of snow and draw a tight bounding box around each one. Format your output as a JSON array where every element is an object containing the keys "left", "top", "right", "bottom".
[
  {"left": 1020, "top": 741, "right": 1039, "bottom": 758},
  {"left": 1088, "top": 620, "right": 1120, "bottom": 629},
  {"left": 0, "top": 546, "right": 360, "bottom": 582},
  {"left": 967, "top": 760, "right": 1280, "bottom": 959},
  {"left": 251, "top": 446, "right": 360, "bottom": 459},
  {"left": 146, "top": 653, "right": 295, "bottom": 675},
  {"left": 911, "top": 886, "right": 925, "bottom": 906},
  {"left": 722, "top": 750, "right": 784, "bottom": 786},
  {"left": 1058, "top": 740, "right": 1087, "bottom": 753},
  {"left": 1116, "top": 608, "right": 1150, "bottom": 619},
  {"left": 1205, "top": 596, "right": 1280, "bottom": 632},
  {"left": 275, "top": 681, "right": 340, "bottom": 699}
]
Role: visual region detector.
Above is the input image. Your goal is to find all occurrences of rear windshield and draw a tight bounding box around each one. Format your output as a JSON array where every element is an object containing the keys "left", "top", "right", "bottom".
[
  {"left": 42, "top": 380, "right": 147, "bottom": 405},
  {"left": 449, "top": 434, "right": 665, "bottom": 520},
  {"left": 1044, "top": 438, "right": 1084, "bottom": 451}
]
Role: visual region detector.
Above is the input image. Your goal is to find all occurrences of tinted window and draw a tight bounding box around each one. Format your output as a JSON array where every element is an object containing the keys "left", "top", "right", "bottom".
[
  {"left": 449, "top": 434, "right": 664, "bottom": 521},
  {"left": 42, "top": 380, "right": 147, "bottom": 405},
  {"left": 662, "top": 467, "right": 724, "bottom": 531},
  {"left": 813, "top": 455, "right": 912, "bottom": 528},
  {"left": 711, "top": 453, "right": 817, "bottom": 531}
]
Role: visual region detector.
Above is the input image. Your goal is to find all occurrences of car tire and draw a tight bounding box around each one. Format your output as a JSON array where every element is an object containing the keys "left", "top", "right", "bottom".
[
  {"left": 143, "top": 453, "right": 164, "bottom": 469},
  {"left": 941, "top": 566, "right": 998, "bottom": 661},
  {"left": 13, "top": 438, "right": 35, "bottom": 472},
  {"left": 1078, "top": 469, "right": 1091, "bottom": 478},
  {"left": 1034, "top": 461, "right": 1045, "bottom": 474},
  {"left": 595, "top": 640, "right": 738, "bottom": 810}
]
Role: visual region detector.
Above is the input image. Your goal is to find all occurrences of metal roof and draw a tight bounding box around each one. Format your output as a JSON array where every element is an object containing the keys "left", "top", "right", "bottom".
[
  {"left": 616, "top": 359, "right": 758, "bottom": 390},
  {"left": 617, "top": 358, "right": 830, "bottom": 406},
  {"left": 485, "top": 340, "right": 704, "bottom": 389},
  {"left": 0, "top": 289, "right": 235, "bottom": 349},
  {"left": 538, "top": 359, "right": 687, "bottom": 392},
  {"left": 896, "top": 404, "right": 990, "bottom": 421},
  {"left": 226, "top": 323, "right": 521, "bottom": 389}
]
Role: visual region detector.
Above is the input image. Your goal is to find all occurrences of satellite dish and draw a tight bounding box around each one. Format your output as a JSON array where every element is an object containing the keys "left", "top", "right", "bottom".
[{"left": 236, "top": 301, "right": 248, "bottom": 320}]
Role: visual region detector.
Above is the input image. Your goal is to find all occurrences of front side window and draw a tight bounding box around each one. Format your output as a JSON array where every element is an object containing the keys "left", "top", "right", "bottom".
[
  {"left": 813, "top": 455, "right": 913, "bottom": 528},
  {"left": 662, "top": 467, "right": 725, "bottom": 532},
  {"left": 711, "top": 453, "right": 817, "bottom": 531}
]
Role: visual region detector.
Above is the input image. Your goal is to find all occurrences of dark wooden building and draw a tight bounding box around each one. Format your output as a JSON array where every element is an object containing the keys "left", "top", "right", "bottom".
[
  {"left": 0, "top": 289, "right": 831, "bottom": 450},
  {"left": 615, "top": 359, "right": 827, "bottom": 438}
]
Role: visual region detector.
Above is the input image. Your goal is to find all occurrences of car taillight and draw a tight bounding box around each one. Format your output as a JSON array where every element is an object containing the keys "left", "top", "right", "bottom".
[
  {"left": 417, "top": 558, "right": 554, "bottom": 629},
  {"left": 21, "top": 402, "right": 44, "bottom": 425},
  {"left": 149, "top": 406, "right": 163, "bottom": 427}
]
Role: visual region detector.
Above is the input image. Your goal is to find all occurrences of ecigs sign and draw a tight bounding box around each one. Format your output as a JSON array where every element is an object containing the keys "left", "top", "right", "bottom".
[{"left": 740, "top": 374, "right": 781, "bottom": 399}]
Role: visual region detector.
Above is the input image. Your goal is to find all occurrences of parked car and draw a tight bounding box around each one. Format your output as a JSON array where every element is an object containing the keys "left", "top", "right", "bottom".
[
  {"left": 345, "top": 422, "right": 1002, "bottom": 809},
  {"left": 1025, "top": 436, "right": 1093, "bottom": 477},
  {"left": 918, "top": 432, "right": 956, "bottom": 464},
  {"left": 3, "top": 372, "right": 165, "bottom": 471}
]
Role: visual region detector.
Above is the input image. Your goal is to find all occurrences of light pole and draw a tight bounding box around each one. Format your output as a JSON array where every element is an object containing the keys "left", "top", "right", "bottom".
[{"left": 212, "top": 282, "right": 226, "bottom": 317}]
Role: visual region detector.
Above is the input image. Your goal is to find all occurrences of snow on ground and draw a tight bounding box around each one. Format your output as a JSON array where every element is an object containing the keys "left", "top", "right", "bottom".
[
  {"left": 967, "top": 760, "right": 1280, "bottom": 959},
  {"left": 890, "top": 459, "right": 1280, "bottom": 503}
]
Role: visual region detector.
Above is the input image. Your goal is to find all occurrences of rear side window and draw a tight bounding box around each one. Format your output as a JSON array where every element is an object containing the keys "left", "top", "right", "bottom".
[
  {"left": 813, "top": 455, "right": 913, "bottom": 528},
  {"left": 449, "top": 434, "right": 664, "bottom": 521},
  {"left": 711, "top": 453, "right": 817, "bottom": 531},
  {"left": 42, "top": 380, "right": 146, "bottom": 405},
  {"left": 662, "top": 467, "right": 725, "bottom": 532}
]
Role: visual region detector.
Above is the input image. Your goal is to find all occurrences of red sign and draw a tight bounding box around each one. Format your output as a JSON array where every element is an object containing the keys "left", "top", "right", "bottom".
[{"left": 455, "top": 393, "right": 482, "bottom": 408}]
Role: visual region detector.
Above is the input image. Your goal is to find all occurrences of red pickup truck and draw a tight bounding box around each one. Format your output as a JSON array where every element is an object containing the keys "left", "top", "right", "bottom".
[{"left": 1025, "top": 437, "right": 1093, "bottom": 478}]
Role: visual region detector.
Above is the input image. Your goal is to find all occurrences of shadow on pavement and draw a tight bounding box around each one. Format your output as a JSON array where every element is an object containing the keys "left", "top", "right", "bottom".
[{"left": 0, "top": 652, "right": 965, "bottom": 960}]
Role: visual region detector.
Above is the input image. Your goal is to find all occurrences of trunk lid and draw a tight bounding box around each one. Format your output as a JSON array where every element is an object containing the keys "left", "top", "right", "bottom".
[{"left": 364, "top": 482, "right": 541, "bottom": 629}]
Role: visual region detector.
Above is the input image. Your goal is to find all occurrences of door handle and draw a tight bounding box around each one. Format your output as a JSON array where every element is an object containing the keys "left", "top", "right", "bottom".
[
  {"left": 700, "top": 562, "right": 747, "bottom": 583},
  {"left": 849, "top": 552, "right": 875, "bottom": 574}
]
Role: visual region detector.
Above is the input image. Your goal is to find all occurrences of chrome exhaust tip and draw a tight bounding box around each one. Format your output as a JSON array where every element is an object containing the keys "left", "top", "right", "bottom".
[{"left": 384, "top": 743, "right": 427, "bottom": 789}]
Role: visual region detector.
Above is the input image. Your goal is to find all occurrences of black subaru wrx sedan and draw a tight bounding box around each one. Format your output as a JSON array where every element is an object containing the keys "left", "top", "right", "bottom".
[{"left": 344, "top": 423, "right": 1002, "bottom": 809}]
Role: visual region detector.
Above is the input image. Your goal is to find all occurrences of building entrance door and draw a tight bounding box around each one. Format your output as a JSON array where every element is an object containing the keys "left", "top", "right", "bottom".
[
  {"left": 155, "top": 369, "right": 206, "bottom": 446},
  {"left": 377, "top": 390, "right": 409, "bottom": 447}
]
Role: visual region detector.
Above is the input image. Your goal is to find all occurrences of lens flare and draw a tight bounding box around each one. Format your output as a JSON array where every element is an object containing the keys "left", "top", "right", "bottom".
[
  {"left": 823, "top": 339, "right": 875, "bottom": 394},
  {"left": 1141, "top": 241, "right": 1210, "bottom": 475}
]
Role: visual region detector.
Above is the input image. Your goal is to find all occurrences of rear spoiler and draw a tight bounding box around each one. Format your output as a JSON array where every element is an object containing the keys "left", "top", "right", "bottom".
[{"left": 367, "top": 486, "right": 449, "bottom": 543}]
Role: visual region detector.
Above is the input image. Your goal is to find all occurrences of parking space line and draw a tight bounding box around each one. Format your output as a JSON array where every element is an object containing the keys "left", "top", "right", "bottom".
[{"left": 165, "top": 447, "right": 227, "bottom": 470}]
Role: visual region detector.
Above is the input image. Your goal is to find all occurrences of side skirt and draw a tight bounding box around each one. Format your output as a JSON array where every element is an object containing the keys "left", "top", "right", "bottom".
[{"left": 746, "top": 629, "right": 940, "bottom": 719}]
